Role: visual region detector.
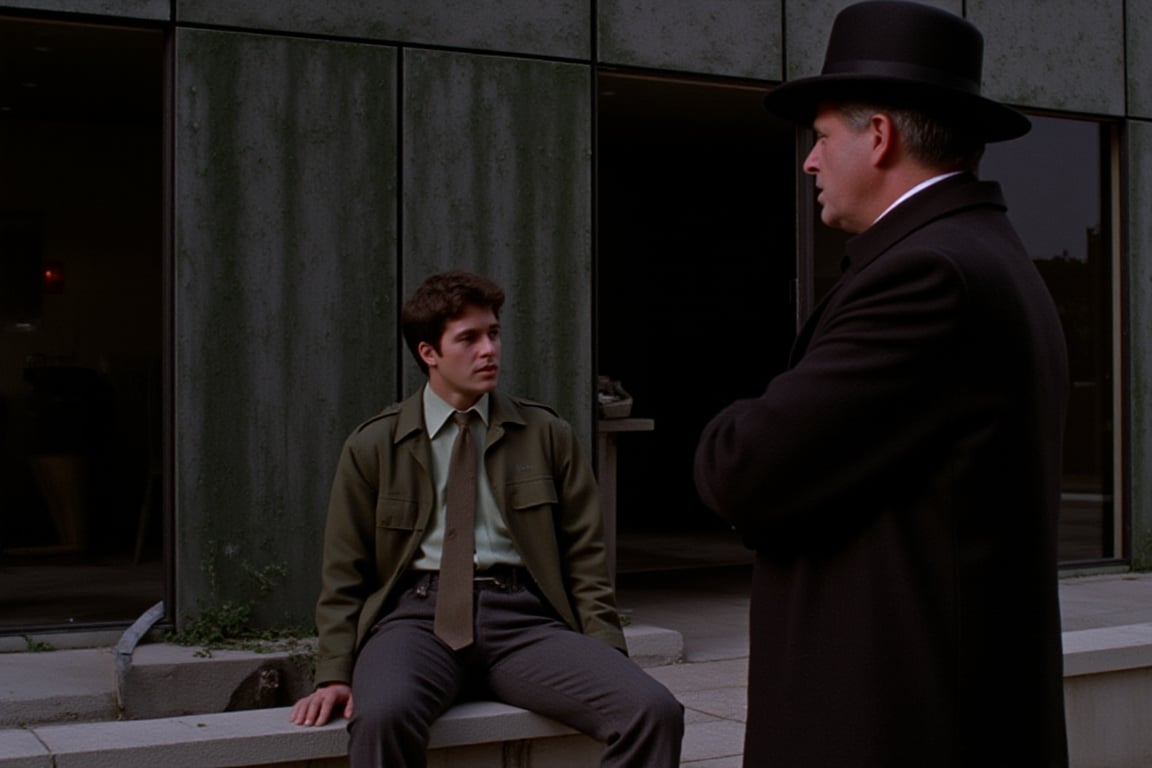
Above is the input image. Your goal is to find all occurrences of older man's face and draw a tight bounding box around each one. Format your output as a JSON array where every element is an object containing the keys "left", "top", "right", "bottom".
[{"left": 802, "top": 103, "right": 877, "bottom": 234}]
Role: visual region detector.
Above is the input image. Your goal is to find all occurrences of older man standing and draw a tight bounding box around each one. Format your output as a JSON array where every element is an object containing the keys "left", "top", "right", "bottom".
[{"left": 694, "top": 3, "right": 1069, "bottom": 766}]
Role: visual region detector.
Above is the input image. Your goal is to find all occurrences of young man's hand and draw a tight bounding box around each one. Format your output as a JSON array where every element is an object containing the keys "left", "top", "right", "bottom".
[{"left": 290, "top": 683, "right": 353, "bottom": 726}]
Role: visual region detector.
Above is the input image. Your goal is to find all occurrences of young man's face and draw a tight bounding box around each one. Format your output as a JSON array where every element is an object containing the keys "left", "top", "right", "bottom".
[
  {"left": 420, "top": 304, "right": 501, "bottom": 410},
  {"left": 802, "top": 103, "right": 877, "bottom": 234}
]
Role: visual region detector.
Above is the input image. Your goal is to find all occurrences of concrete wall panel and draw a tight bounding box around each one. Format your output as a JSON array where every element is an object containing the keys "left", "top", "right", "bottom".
[
  {"left": 174, "top": 29, "right": 398, "bottom": 627},
  {"left": 1129, "top": 119, "right": 1152, "bottom": 569},
  {"left": 0, "top": 0, "right": 168, "bottom": 19},
  {"left": 176, "top": 0, "right": 590, "bottom": 60},
  {"left": 598, "top": 0, "right": 782, "bottom": 81},
  {"left": 1128, "top": 0, "right": 1152, "bottom": 119},
  {"left": 402, "top": 50, "right": 593, "bottom": 442},
  {"left": 784, "top": 0, "right": 960, "bottom": 82},
  {"left": 969, "top": 0, "right": 1124, "bottom": 116}
]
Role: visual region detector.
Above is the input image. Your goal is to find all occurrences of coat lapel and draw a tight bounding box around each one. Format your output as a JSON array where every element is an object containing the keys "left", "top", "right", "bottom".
[{"left": 791, "top": 276, "right": 845, "bottom": 365}]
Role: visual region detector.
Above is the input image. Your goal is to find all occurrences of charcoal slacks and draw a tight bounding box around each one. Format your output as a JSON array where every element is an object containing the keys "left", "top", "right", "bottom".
[{"left": 347, "top": 573, "right": 684, "bottom": 767}]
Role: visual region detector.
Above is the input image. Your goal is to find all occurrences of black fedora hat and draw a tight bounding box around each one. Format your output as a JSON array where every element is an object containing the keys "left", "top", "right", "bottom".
[{"left": 764, "top": 0, "right": 1030, "bottom": 141}]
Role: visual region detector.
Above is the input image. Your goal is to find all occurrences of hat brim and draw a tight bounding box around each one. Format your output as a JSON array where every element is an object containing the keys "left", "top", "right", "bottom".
[{"left": 763, "top": 74, "right": 1031, "bottom": 142}]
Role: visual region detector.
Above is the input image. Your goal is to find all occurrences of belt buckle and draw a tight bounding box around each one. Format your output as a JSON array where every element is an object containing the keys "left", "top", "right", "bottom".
[
  {"left": 473, "top": 568, "right": 513, "bottom": 590},
  {"left": 473, "top": 571, "right": 499, "bottom": 587}
]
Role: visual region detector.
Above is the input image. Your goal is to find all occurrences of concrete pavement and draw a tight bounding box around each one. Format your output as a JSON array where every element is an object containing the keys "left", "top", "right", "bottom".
[
  {"left": 3, "top": 564, "right": 1152, "bottom": 766},
  {"left": 617, "top": 566, "right": 752, "bottom": 767},
  {"left": 614, "top": 565, "right": 1152, "bottom": 766}
]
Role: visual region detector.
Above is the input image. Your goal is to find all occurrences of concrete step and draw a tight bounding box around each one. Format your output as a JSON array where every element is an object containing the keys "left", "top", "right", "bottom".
[
  {"left": 0, "top": 623, "right": 683, "bottom": 728},
  {"left": 0, "top": 648, "right": 116, "bottom": 728}
]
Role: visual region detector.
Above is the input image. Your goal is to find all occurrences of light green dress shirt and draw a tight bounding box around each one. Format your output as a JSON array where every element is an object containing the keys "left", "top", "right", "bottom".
[{"left": 411, "top": 385, "right": 524, "bottom": 571}]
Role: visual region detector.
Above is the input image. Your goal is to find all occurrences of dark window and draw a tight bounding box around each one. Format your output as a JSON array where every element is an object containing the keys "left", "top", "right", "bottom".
[
  {"left": 0, "top": 17, "right": 167, "bottom": 631},
  {"left": 983, "top": 115, "right": 1118, "bottom": 564},
  {"left": 597, "top": 71, "right": 796, "bottom": 560}
]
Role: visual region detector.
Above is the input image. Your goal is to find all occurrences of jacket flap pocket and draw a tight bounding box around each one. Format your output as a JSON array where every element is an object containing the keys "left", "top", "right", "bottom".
[
  {"left": 377, "top": 497, "right": 419, "bottom": 529},
  {"left": 507, "top": 477, "right": 558, "bottom": 510}
]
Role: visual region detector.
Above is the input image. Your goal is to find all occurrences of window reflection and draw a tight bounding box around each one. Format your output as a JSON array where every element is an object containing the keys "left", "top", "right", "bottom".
[{"left": 983, "top": 115, "right": 1116, "bottom": 563}]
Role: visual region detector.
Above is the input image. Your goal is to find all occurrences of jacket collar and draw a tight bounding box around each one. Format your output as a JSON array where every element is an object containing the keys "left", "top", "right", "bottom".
[
  {"left": 485, "top": 391, "right": 526, "bottom": 450},
  {"left": 842, "top": 173, "right": 1007, "bottom": 276},
  {"left": 487, "top": 390, "right": 528, "bottom": 431},
  {"left": 394, "top": 391, "right": 425, "bottom": 444},
  {"left": 392, "top": 387, "right": 526, "bottom": 445}
]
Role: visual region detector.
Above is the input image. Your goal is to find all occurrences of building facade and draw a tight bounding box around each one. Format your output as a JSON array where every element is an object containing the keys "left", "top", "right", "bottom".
[{"left": 0, "top": 0, "right": 1148, "bottom": 633}]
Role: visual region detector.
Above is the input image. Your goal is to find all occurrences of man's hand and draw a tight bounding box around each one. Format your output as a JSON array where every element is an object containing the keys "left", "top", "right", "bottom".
[{"left": 290, "top": 683, "right": 353, "bottom": 726}]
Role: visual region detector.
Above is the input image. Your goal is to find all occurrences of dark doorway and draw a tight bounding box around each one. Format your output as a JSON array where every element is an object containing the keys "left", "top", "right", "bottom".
[
  {"left": 597, "top": 72, "right": 797, "bottom": 570},
  {"left": 0, "top": 17, "right": 166, "bottom": 631}
]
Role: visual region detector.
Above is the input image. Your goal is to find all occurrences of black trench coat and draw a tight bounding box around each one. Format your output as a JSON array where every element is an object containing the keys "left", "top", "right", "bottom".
[{"left": 695, "top": 173, "right": 1070, "bottom": 767}]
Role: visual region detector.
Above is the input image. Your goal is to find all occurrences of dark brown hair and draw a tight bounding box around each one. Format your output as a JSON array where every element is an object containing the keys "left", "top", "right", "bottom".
[{"left": 401, "top": 270, "right": 505, "bottom": 374}]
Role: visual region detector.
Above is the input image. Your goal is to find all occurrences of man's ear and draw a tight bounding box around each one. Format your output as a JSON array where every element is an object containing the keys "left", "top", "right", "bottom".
[
  {"left": 869, "top": 112, "right": 896, "bottom": 167},
  {"left": 417, "top": 341, "right": 439, "bottom": 369}
]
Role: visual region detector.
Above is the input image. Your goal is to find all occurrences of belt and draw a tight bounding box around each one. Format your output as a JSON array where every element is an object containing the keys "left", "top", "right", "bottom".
[
  {"left": 407, "top": 565, "right": 530, "bottom": 593},
  {"left": 471, "top": 565, "right": 530, "bottom": 590}
]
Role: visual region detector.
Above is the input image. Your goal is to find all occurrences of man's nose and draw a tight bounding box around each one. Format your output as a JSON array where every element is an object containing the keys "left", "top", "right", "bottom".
[{"left": 802, "top": 146, "right": 819, "bottom": 175}]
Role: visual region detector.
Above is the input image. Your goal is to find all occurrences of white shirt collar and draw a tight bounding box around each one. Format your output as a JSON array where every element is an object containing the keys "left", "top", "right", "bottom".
[
  {"left": 422, "top": 385, "right": 490, "bottom": 439},
  {"left": 873, "top": 171, "right": 962, "bottom": 225}
]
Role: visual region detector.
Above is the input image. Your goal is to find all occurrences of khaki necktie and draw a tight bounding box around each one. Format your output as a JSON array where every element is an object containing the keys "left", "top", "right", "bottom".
[{"left": 434, "top": 410, "right": 477, "bottom": 650}]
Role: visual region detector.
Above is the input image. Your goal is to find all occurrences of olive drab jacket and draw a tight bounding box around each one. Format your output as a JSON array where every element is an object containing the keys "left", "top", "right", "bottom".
[{"left": 313, "top": 388, "right": 624, "bottom": 686}]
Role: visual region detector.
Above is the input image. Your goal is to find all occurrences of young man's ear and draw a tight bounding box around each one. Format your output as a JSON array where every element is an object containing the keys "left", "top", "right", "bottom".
[{"left": 418, "top": 341, "right": 439, "bottom": 370}]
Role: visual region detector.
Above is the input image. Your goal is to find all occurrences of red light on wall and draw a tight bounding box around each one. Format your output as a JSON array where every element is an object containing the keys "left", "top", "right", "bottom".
[{"left": 43, "top": 261, "right": 64, "bottom": 294}]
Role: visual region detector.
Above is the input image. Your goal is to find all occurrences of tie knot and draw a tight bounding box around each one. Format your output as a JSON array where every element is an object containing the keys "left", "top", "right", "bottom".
[{"left": 452, "top": 410, "right": 472, "bottom": 429}]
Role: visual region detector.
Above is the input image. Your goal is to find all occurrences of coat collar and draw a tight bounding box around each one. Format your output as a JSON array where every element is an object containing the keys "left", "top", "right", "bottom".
[
  {"left": 841, "top": 173, "right": 1008, "bottom": 276},
  {"left": 790, "top": 174, "right": 1008, "bottom": 367}
]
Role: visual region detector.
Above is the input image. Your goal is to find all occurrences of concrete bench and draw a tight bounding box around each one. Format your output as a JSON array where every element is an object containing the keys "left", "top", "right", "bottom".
[
  {"left": 0, "top": 622, "right": 682, "bottom": 768},
  {"left": 0, "top": 701, "right": 601, "bottom": 768}
]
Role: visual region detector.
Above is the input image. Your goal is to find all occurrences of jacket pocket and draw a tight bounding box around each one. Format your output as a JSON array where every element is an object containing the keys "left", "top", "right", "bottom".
[
  {"left": 377, "top": 497, "right": 419, "bottom": 530},
  {"left": 507, "top": 477, "right": 558, "bottom": 510}
]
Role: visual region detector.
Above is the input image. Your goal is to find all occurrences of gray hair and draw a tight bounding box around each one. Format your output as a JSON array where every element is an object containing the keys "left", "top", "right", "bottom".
[{"left": 837, "top": 102, "right": 985, "bottom": 172}]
